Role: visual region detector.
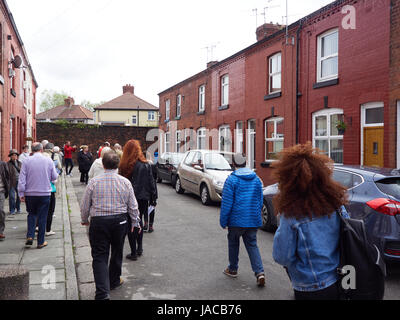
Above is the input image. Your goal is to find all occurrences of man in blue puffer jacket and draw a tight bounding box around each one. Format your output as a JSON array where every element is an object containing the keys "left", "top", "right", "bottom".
[{"left": 220, "top": 156, "right": 265, "bottom": 287}]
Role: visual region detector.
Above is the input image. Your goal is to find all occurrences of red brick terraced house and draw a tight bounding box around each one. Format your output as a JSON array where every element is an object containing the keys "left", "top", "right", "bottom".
[
  {"left": 159, "top": 0, "right": 397, "bottom": 186},
  {"left": 0, "top": 0, "right": 38, "bottom": 160}
]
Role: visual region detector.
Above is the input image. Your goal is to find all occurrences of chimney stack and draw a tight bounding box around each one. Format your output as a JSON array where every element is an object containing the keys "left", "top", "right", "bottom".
[
  {"left": 256, "top": 22, "right": 284, "bottom": 42},
  {"left": 207, "top": 61, "right": 219, "bottom": 69},
  {"left": 64, "top": 97, "right": 74, "bottom": 107},
  {"left": 123, "top": 84, "right": 134, "bottom": 95}
]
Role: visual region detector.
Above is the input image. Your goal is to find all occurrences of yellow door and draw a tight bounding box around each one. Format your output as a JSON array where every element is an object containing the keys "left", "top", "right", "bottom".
[{"left": 364, "top": 127, "right": 384, "bottom": 167}]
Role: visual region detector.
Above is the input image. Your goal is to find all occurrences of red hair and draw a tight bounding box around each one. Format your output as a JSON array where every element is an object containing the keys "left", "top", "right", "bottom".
[{"left": 119, "top": 140, "right": 147, "bottom": 178}]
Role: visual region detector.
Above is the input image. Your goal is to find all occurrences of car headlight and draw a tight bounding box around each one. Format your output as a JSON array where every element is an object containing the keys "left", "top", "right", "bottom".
[{"left": 213, "top": 178, "right": 225, "bottom": 188}]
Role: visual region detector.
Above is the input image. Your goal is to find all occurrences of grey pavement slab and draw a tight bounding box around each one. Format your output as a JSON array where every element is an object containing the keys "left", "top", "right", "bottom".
[
  {"left": 74, "top": 246, "right": 92, "bottom": 264},
  {"left": 76, "top": 262, "right": 94, "bottom": 284},
  {"left": 29, "top": 283, "right": 66, "bottom": 300}
]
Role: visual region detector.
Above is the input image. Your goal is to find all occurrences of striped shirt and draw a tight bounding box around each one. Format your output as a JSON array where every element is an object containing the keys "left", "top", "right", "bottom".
[{"left": 80, "top": 169, "right": 140, "bottom": 226}]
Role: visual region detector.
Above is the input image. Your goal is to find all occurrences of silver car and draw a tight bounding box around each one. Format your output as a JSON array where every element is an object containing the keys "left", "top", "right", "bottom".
[{"left": 175, "top": 150, "right": 237, "bottom": 205}]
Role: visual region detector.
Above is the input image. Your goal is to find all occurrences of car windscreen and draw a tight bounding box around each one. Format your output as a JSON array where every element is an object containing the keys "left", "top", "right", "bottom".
[
  {"left": 375, "top": 178, "right": 400, "bottom": 200},
  {"left": 204, "top": 153, "right": 233, "bottom": 171},
  {"left": 170, "top": 154, "right": 185, "bottom": 165}
]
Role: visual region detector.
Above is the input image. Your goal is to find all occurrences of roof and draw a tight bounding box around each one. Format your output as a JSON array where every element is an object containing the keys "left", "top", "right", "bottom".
[
  {"left": 36, "top": 105, "right": 94, "bottom": 120},
  {"left": 94, "top": 93, "right": 158, "bottom": 111}
]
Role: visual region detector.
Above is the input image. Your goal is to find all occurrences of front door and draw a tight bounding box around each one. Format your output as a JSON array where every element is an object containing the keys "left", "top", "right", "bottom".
[{"left": 363, "top": 127, "right": 384, "bottom": 167}]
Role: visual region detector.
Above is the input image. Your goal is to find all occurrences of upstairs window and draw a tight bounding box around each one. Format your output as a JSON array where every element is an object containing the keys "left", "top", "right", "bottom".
[
  {"left": 199, "top": 85, "right": 205, "bottom": 112},
  {"left": 269, "top": 53, "right": 281, "bottom": 93},
  {"left": 148, "top": 111, "right": 155, "bottom": 121},
  {"left": 221, "top": 75, "right": 229, "bottom": 106},
  {"left": 317, "top": 29, "right": 339, "bottom": 82},
  {"left": 176, "top": 94, "right": 182, "bottom": 118},
  {"left": 165, "top": 99, "right": 170, "bottom": 121},
  {"left": 132, "top": 115, "right": 137, "bottom": 125}
]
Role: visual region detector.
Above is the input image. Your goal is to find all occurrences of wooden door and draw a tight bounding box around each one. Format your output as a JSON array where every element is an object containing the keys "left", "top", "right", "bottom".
[{"left": 364, "top": 127, "right": 384, "bottom": 167}]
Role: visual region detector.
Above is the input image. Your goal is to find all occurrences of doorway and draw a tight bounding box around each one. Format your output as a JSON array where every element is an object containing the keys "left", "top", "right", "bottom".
[{"left": 247, "top": 120, "right": 256, "bottom": 169}]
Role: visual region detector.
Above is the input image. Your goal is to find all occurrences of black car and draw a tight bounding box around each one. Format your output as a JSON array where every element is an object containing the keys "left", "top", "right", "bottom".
[
  {"left": 156, "top": 152, "right": 185, "bottom": 187},
  {"left": 262, "top": 165, "right": 400, "bottom": 262}
]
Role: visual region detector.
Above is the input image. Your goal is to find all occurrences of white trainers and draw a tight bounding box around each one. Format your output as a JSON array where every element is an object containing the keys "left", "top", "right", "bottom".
[{"left": 46, "top": 231, "right": 56, "bottom": 237}]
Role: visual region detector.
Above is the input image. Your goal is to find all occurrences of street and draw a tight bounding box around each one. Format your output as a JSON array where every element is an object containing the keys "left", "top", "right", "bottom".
[{"left": 71, "top": 173, "right": 400, "bottom": 300}]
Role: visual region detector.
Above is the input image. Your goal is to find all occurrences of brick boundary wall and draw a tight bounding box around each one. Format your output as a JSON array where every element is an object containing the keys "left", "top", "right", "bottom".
[{"left": 37, "top": 123, "right": 159, "bottom": 161}]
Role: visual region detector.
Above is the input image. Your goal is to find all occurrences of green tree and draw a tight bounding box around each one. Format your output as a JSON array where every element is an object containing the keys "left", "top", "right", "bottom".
[
  {"left": 39, "top": 90, "right": 70, "bottom": 112},
  {"left": 80, "top": 100, "right": 106, "bottom": 112}
]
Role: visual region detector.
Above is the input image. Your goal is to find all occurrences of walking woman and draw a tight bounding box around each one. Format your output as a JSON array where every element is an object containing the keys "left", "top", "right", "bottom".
[
  {"left": 119, "top": 140, "right": 157, "bottom": 261},
  {"left": 272, "top": 143, "right": 349, "bottom": 300},
  {"left": 77, "top": 146, "right": 93, "bottom": 185}
]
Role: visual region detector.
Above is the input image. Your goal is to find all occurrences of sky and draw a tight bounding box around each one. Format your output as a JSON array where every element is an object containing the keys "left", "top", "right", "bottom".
[{"left": 7, "top": 0, "right": 333, "bottom": 110}]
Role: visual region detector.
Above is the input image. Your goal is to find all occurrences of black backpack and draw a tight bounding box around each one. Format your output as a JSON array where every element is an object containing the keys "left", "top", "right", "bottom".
[{"left": 337, "top": 210, "right": 386, "bottom": 300}]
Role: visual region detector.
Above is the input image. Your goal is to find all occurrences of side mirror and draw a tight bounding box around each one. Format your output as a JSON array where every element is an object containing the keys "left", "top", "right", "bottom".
[{"left": 194, "top": 165, "right": 203, "bottom": 171}]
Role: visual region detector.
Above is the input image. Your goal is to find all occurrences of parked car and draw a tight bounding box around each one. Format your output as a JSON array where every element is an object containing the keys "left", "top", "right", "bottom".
[
  {"left": 175, "top": 150, "right": 242, "bottom": 205},
  {"left": 156, "top": 152, "right": 185, "bottom": 187},
  {"left": 261, "top": 165, "right": 400, "bottom": 261}
]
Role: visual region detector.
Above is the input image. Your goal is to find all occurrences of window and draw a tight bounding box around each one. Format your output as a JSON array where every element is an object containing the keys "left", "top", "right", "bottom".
[
  {"left": 165, "top": 132, "right": 170, "bottom": 153},
  {"left": 265, "top": 117, "right": 284, "bottom": 161},
  {"left": 165, "top": 100, "right": 170, "bottom": 121},
  {"left": 235, "top": 121, "right": 243, "bottom": 154},
  {"left": 148, "top": 111, "right": 155, "bottom": 121},
  {"left": 269, "top": 53, "right": 281, "bottom": 93},
  {"left": 184, "top": 151, "right": 196, "bottom": 165},
  {"left": 176, "top": 94, "right": 182, "bottom": 118},
  {"left": 10, "top": 119, "right": 12, "bottom": 149},
  {"left": 221, "top": 75, "right": 229, "bottom": 106},
  {"left": 132, "top": 115, "right": 137, "bottom": 125},
  {"left": 219, "top": 125, "right": 231, "bottom": 152},
  {"left": 313, "top": 109, "right": 344, "bottom": 164},
  {"left": 317, "top": 29, "right": 339, "bottom": 82},
  {"left": 10, "top": 48, "right": 15, "bottom": 91},
  {"left": 197, "top": 127, "right": 206, "bottom": 150},
  {"left": 199, "top": 85, "right": 205, "bottom": 112},
  {"left": 176, "top": 131, "right": 181, "bottom": 153}
]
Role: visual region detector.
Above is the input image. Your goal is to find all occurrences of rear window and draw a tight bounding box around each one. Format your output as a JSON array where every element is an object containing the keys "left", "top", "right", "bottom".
[{"left": 375, "top": 178, "right": 400, "bottom": 199}]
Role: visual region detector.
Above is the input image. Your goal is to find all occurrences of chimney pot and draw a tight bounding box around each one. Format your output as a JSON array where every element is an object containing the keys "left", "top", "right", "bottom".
[
  {"left": 123, "top": 84, "right": 134, "bottom": 94},
  {"left": 64, "top": 97, "right": 74, "bottom": 107},
  {"left": 256, "top": 23, "right": 284, "bottom": 42}
]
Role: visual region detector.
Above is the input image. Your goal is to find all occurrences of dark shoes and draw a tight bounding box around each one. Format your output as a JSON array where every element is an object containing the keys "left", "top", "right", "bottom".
[
  {"left": 223, "top": 268, "right": 238, "bottom": 278},
  {"left": 126, "top": 254, "right": 138, "bottom": 261},
  {"left": 110, "top": 278, "right": 124, "bottom": 291},
  {"left": 37, "top": 242, "right": 48, "bottom": 249},
  {"left": 256, "top": 273, "right": 266, "bottom": 287},
  {"left": 148, "top": 226, "right": 154, "bottom": 233},
  {"left": 25, "top": 238, "right": 33, "bottom": 246}
]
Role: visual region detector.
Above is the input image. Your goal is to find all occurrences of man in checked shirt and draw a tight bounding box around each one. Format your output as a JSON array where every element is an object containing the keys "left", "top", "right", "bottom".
[{"left": 80, "top": 152, "right": 141, "bottom": 300}]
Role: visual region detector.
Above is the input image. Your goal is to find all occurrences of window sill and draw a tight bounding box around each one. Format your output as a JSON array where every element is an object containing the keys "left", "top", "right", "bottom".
[
  {"left": 264, "top": 92, "right": 282, "bottom": 101},
  {"left": 10, "top": 89, "right": 16, "bottom": 97},
  {"left": 197, "top": 111, "right": 205, "bottom": 116},
  {"left": 313, "top": 78, "right": 339, "bottom": 89},
  {"left": 261, "top": 161, "right": 277, "bottom": 168},
  {"left": 174, "top": 116, "right": 181, "bottom": 120},
  {"left": 218, "top": 105, "right": 229, "bottom": 111}
]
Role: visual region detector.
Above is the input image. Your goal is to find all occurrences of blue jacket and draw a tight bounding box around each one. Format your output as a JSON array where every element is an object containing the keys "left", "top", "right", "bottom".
[
  {"left": 220, "top": 168, "right": 263, "bottom": 229},
  {"left": 273, "top": 206, "right": 350, "bottom": 292}
]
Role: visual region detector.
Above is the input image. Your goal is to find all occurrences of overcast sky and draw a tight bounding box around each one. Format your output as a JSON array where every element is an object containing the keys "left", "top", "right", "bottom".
[{"left": 7, "top": 0, "right": 333, "bottom": 109}]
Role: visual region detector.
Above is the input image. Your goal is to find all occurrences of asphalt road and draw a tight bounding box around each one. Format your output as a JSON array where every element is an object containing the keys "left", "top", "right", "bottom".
[{"left": 73, "top": 175, "right": 400, "bottom": 300}]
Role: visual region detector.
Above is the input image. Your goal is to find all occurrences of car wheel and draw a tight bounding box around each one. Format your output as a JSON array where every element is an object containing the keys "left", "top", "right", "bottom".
[
  {"left": 175, "top": 176, "right": 185, "bottom": 194},
  {"left": 171, "top": 174, "right": 176, "bottom": 188},
  {"left": 201, "top": 184, "right": 212, "bottom": 206},
  {"left": 261, "top": 201, "right": 276, "bottom": 232},
  {"left": 157, "top": 176, "right": 162, "bottom": 183}
]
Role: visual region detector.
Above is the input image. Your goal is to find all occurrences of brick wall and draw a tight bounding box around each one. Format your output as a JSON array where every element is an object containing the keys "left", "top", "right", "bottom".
[{"left": 37, "top": 123, "right": 158, "bottom": 161}]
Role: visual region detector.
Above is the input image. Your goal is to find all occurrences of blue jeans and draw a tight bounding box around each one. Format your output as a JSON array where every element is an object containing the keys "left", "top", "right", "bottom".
[
  {"left": 26, "top": 196, "right": 50, "bottom": 245},
  {"left": 227, "top": 227, "right": 264, "bottom": 276},
  {"left": 9, "top": 187, "right": 20, "bottom": 214}
]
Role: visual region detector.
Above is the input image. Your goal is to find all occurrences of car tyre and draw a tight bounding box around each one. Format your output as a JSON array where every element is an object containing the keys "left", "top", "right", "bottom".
[
  {"left": 261, "top": 201, "right": 276, "bottom": 232},
  {"left": 157, "top": 176, "right": 162, "bottom": 183},
  {"left": 200, "top": 184, "right": 212, "bottom": 206},
  {"left": 175, "top": 176, "right": 185, "bottom": 194}
]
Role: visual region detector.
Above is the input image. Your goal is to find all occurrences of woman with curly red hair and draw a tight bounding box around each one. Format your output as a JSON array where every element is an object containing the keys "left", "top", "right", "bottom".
[
  {"left": 119, "top": 140, "right": 157, "bottom": 261},
  {"left": 272, "top": 143, "right": 349, "bottom": 300}
]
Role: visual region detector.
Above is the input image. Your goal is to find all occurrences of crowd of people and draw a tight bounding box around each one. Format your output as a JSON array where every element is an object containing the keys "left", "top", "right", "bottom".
[{"left": 0, "top": 138, "right": 365, "bottom": 301}]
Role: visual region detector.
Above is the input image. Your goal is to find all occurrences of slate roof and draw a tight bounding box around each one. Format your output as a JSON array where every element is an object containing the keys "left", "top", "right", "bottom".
[
  {"left": 94, "top": 92, "right": 158, "bottom": 111},
  {"left": 36, "top": 104, "right": 94, "bottom": 120}
]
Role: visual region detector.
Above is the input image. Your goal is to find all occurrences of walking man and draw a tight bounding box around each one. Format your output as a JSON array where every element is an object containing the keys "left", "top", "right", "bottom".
[
  {"left": 19, "top": 145, "right": 31, "bottom": 164},
  {"left": 80, "top": 152, "right": 140, "bottom": 300},
  {"left": 0, "top": 160, "right": 10, "bottom": 241},
  {"left": 220, "top": 154, "right": 266, "bottom": 287},
  {"left": 63, "top": 141, "right": 77, "bottom": 176},
  {"left": 18, "top": 143, "right": 58, "bottom": 249}
]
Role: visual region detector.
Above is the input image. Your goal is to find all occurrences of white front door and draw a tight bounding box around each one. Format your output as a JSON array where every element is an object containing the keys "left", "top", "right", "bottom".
[{"left": 247, "top": 120, "right": 256, "bottom": 169}]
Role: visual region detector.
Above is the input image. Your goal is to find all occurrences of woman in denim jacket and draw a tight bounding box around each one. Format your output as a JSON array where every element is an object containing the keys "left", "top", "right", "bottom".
[{"left": 272, "top": 143, "right": 349, "bottom": 300}]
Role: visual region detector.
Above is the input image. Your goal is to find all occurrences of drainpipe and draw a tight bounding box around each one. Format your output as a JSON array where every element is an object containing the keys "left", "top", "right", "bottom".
[{"left": 295, "top": 20, "right": 303, "bottom": 145}]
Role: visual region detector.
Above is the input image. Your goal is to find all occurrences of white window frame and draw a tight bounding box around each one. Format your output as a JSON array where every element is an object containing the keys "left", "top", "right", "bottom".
[
  {"left": 317, "top": 28, "right": 339, "bottom": 83},
  {"left": 360, "top": 102, "right": 384, "bottom": 165},
  {"left": 199, "top": 85, "right": 205, "bottom": 112},
  {"left": 10, "top": 119, "right": 13, "bottom": 149},
  {"left": 176, "top": 94, "right": 182, "bottom": 118},
  {"left": 235, "top": 121, "right": 243, "bottom": 154},
  {"left": 132, "top": 115, "right": 137, "bottom": 125},
  {"left": 197, "top": 127, "right": 206, "bottom": 150},
  {"left": 265, "top": 117, "right": 284, "bottom": 162},
  {"left": 219, "top": 125, "right": 231, "bottom": 152},
  {"left": 269, "top": 53, "right": 282, "bottom": 94},
  {"left": 165, "top": 132, "right": 170, "bottom": 153},
  {"left": 221, "top": 75, "right": 229, "bottom": 106},
  {"left": 312, "top": 108, "right": 344, "bottom": 164},
  {"left": 165, "top": 99, "right": 170, "bottom": 121},
  {"left": 148, "top": 111, "right": 155, "bottom": 121},
  {"left": 176, "top": 130, "right": 182, "bottom": 153}
]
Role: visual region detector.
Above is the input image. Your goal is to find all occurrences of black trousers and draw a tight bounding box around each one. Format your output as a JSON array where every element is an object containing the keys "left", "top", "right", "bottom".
[
  {"left": 46, "top": 192, "right": 56, "bottom": 233},
  {"left": 80, "top": 171, "right": 89, "bottom": 184},
  {"left": 89, "top": 214, "right": 128, "bottom": 300},
  {"left": 144, "top": 208, "right": 155, "bottom": 227},
  {"left": 65, "top": 158, "right": 74, "bottom": 175},
  {"left": 127, "top": 200, "right": 148, "bottom": 255},
  {"left": 294, "top": 281, "right": 340, "bottom": 300}
]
